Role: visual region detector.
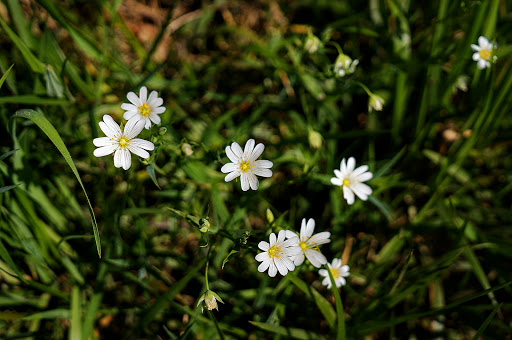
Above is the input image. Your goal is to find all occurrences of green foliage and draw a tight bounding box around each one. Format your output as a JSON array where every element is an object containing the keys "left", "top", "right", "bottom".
[{"left": 0, "top": 0, "right": 511, "bottom": 339}]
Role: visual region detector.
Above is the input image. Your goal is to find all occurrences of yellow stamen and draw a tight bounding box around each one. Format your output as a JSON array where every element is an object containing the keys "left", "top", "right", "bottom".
[
  {"left": 139, "top": 103, "right": 150, "bottom": 117},
  {"left": 118, "top": 137, "right": 129, "bottom": 148},
  {"left": 330, "top": 268, "right": 340, "bottom": 278},
  {"left": 239, "top": 161, "right": 251, "bottom": 173},
  {"left": 479, "top": 49, "right": 491, "bottom": 61},
  {"left": 342, "top": 179, "right": 350, "bottom": 186},
  {"left": 268, "top": 245, "right": 282, "bottom": 259},
  {"left": 299, "top": 241, "right": 308, "bottom": 251}
]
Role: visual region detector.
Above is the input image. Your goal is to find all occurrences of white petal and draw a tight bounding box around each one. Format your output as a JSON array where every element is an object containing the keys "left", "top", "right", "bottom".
[
  {"left": 149, "top": 114, "right": 161, "bottom": 125},
  {"left": 152, "top": 106, "right": 166, "bottom": 114},
  {"left": 123, "top": 110, "right": 139, "bottom": 121},
  {"left": 225, "top": 146, "right": 239, "bottom": 163},
  {"left": 304, "top": 218, "right": 315, "bottom": 239},
  {"left": 129, "top": 145, "right": 150, "bottom": 159},
  {"left": 340, "top": 158, "right": 347, "bottom": 174},
  {"left": 252, "top": 168, "right": 272, "bottom": 177},
  {"left": 478, "top": 36, "right": 488, "bottom": 48},
  {"left": 305, "top": 249, "right": 327, "bottom": 268},
  {"left": 231, "top": 142, "right": 243, "bottom": 159},
  {"left": 253, "top": 160, "right": 273, "bottom": 169},
  {"left": 139, "top": 86, "right": 148, "bottom": 103},
  {"left": 243, "top": 139, "right": 255, "bottom": 159},
  {"left": 331, "top": 258, "right": 342, "bottom": 268},
  {"left": 93, "top": 137, "right": 113, "bottom": 147},
  {"left": 293, "top": 252, "right": 305, "bottom": 266},
  {"left": 121, "top": 149, "right": 131, "bottom": 170},
  {"left": 356, "top": 172, "right": 373, "bottom": 182},
  {"left": 281, "top": 256, "right": 295, "bottom": 271},
  {"left": 127, "top": 91, "right": 142, "bottom": 106},
  {"left": 255, "top": 252, "right": 269, "bottom": 262},
  {"left": 346, "top": 157, "right": 356, "bottom": 174},
  {"left": 352, "top": 165, "right": 369, "bottom": 177},
  {"left": 318, "top": 269, "right": 328, "bottom": 277},
  {"left": 274, "top": 258, "right": 288, "bottom": 276},
  {"left": 258, "top": 241, "right": 269, "bottom": 251},
  {"left": 356, "top": 182, "right": 372, "bottom": 196},
  {"left": 124, "top": 117, "right": 145, "bottom": 138},
  {"left": 343, "top": 186, "right": 355, "bottom": 205},
  {"left": 322, "top": 276, "right": 332, "bottom": 288},
  {"left": 285, "top": 230, "right": 298, "bottom": 239},
  {"left": 337, "top": 277, "right": 346, "bottom": 287},
  {"left": 268, "top": 262, "right": 277, "bottom": 277},
  {"left": 240, "top": 173, "right": 250, "bottom": 191},
  {"left": 308, "top": 232, "right": 331, "bottom": 246},
  {"left": 330, "top": 177, "right": 342, "bottom": 186},
  {"left": 269, "top": 233, "right": 276, "bottom": 246},
  {"left": 340, "top": 265, "right": 350, "bottom": 274},
  {"left": 144, "top": 119, "right": 152, "bottom": 130},
  {"left": 248, "top": 173, "right": 259, "bottom": 190},
  {"left": 277, "top": 230, "right": 286, "bottom": 243},
  {"left": 147, "top": 90, "right": 158, "bottom": 104},
  {"left": 221, "top": 163, "right": 238, "bottom": 173},
  {"left": 224, "top": 171, "right": 239, "bottom": 182},
  {"left": 114, "top": 149, "right": 123, "bottom": 168},
  {"left": 258, "top": 260, "right": 270, "bottom": 273},
  {"left": 131, "top": 139, "right": 154, "bottom": 151},
  {"left": 100, "top": 115, "right": 121, "bottom": 138},
  {"left": 472, "top": 52, "right": 480, "bottom": 61},
  {"left": 250, "top": 143, "right": 265, "bottom": 160},
  {"left": 471, "top": 44, "right": 480, "bottom": 51},
  {"left": 149, "top": 96, "right": 163, "bottom": 108},
  {"left": 300, "top": 218, "right": 307, "bottom": 238},
  {"left": 93, "top": 145, "right": 116, "bottom": 157},
  {"left": 121, "top": 103, "right": 138, "bottom": 111}
]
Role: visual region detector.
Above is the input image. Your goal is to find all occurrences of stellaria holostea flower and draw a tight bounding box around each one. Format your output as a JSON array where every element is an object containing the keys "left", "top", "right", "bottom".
[
  {"left": 93, "top": 115, "right": 154, "bottom": 170},
  {"left": 330, "top": 157, "right": 373, "bottom": 205},
  {"left": 285, "top": 218, "right": 331, "bottom": 268},
  {"left": 334, "top": 53, "right": 359, "bottom": 77},
  {"left": 471, "top": 36, "right": 497, "bottom": 70},
  {"left": 319, "top": 258, "right": 350, "bottom": 289},
  {"left": 221, "top": 139, "right": 273, "bottom": 191},
  {"left": 197, "top": 290, "right": 224, "bottom": 312},
  {"left": 121, "top": 86, "right": 166, "bottom": 129},
  {"left": 255, "top": 230, "right": 301, "bottom": 277},
  {"left": 368, "top": 93, "right": 385, "bottom": 112}
]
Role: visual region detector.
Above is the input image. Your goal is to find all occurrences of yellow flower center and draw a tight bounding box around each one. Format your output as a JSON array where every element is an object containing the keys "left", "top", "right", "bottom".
[
  {"left": 268, "top": 245, "right": 282, "bottom": 259},
  {"left": 330, "top": 268, "right": 340, "bottom": 278},
  {"left": 299, "top": 241, "right": 308, "bottom": 251},
  {"left": 118, "top": 137, "right": 129, "bottom": 148},
  {"left": 479, "top": 49, "right": 491, "bottom": 61},
  {"left": 342, "top": 178, "right": 350, "bottom": 186},
  {"left": 239, "top": 161, "right": 251, "bottom": 173},
  {"left": 139, "top": 103, "right": 150, "bottom": 116}
]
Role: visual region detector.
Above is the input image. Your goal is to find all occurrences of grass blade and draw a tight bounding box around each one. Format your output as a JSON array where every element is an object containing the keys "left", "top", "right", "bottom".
[
  {"left": 249, "top": 321, "right": 325, "bottom": 340},
  {"left": 471, "top": 302, "right": 503, "bottom": 340},
  {"left": 70, "top": 286, "right": 82, "bottom": 340},
  {"left": 327, "top": 266, "right": 346, "bottom": 340},
  {"left": 0, "top": 64, "right": 14, "bottom": 89},
  {"left": 11, "top": 109, "right": 101, "bottom": 257}
]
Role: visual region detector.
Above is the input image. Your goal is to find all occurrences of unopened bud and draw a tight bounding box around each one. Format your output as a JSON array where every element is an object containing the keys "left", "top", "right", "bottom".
[
  {"left": 266, "top": 208, "right": 275, "bottom": 224},
  {"left": 308, "top": 129, "right": 323, "bottom": 149},
  {"left": 158, "top": 127, "right": 167, "bottom": 135}
]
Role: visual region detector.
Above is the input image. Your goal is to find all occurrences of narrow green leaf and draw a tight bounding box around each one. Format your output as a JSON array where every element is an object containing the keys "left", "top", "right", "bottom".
[
  {"left": 471, "top": 302, "right": 503, "bottom": 340},
  {"left": 0, "top": 149, "right": 17, "bottom": 161},
  {"left": 146, "top": 163, "right": 161, "bottom": 189},
  {"left": 82, "top": 292, "right": 103, "bottom": 340},
  {"left": 464, "top": 248, "right": 497, "bottom": 306},
  {"left": 70, "top": 286, "right": 82, "bottom": 340},
  {"left": 24, "top": 309, "right": 70, "bottom": 320},
  {"left": 44, "top": 65, "right": 64, "bottom": 98},
  {"left": 11, "top": 109, "right": 101, "bottom": 257},
  {"left": 0, "top": 238, "right": 25, "bottom": 283},
  {"left": 373, "top": 147, "right": 406, "bottom": 179},
  {"left": 249, "top": 321, "right": 325, "bottom": 340},
  {"left": 0, "top": 17, "right": 45, "bottom": 73},
  {"left": 0, "top": 184, "right": 20, "bottom": 194},
  {"left": 0, "top": 64, "right": 14, "bottom": 89},
  {"left": 221, "top": 249, "right": 239, "bottom": 269},
  {"left": 288, "top": 274, "right": 336, "bottom": 329},
  {"left": 0, "top": 95, "right": 69, "bottom": 105},
  {"left": 327, "top": 266, "right": 346, "bottom": 340}
]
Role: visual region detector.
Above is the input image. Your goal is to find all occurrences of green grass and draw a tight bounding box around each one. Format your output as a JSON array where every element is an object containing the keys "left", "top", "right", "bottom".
[{"left": 1, "top": 0, "right": 512, "bottom": 339}]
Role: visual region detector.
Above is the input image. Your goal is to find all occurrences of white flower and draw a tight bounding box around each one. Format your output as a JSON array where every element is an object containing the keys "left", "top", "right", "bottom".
[
  {"left": 319, "top": 258, "right": 350, "bottom": 289},
  {"left": 285, "top": 218, "right": 331, "bottom": 268},
  {"left": 471, "top": 36, "right": 497, "bottom": 70},
  {"left": 197, "top": 290, "right": 224, "bottom": 312},
  {"left": 221, "top": 139, "right": 273, "bottom": 191},
  {"left": 304, "top": 33, "right": 322, "bottom": 54},
  {"left": 334, "top": 54, "right": 359, "bottom": 77},
  {"left": 330, "top": 157, "right": 373, "bottom": 205},
  {"left": 255, "top": 230, "right": 301, "bottom": 277},
  {"left": 121, "top": 86, "right": 166, "bottom": 129},
  {"left": 368, "top": 93, "right": 385, "bottom": 112},
  {"left": 93, "top": 115, "right": 155, "bottom": 170}
]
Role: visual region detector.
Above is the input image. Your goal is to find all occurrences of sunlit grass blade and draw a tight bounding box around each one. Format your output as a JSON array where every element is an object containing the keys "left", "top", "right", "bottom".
[
  {"left": 70, "top": 286, "right": 82, "bottom": 340},
  {"left": 0, "top": 184, "right": 20, "bottom": 194},
  {"left": 11, "top": 109, "right": 101, "bottom": 257}
]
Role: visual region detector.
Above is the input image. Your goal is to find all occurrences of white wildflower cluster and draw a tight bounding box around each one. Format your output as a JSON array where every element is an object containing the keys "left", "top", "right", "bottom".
[
  {"left": 93, "top": 86, "right": 166, "bottom": 170},
  {"left": 334, "top": 53, "right": 359, "bottom": 77}
]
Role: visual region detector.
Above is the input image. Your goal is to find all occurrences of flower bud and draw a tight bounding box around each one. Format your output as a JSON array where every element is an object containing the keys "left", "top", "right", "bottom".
[
  {"left": 308, "top": 129, "right": 323, "bottom": 149},
  {"left": 197, "top": 290, "right": 224, "bottom": 312},
  {"left": 181, "top": 143, "right": 193, "bottom": 156},
  {"left": 158, "top": 127, "right": 167, "bottom": 135},
  {"left": 199, "top": 218, "right": 210, "bottom": 233},
  {"left": 334, "top": 54, "right": 359, "bottom": 77},
  {"left": 266, "top": 208, "right": 275, "bottom": 224},
  {"left": 304, "top": 32, "right": 322, "bottom": 54},
  {"left": 368, "top": 93, "right": 385, "bottom": 112}
]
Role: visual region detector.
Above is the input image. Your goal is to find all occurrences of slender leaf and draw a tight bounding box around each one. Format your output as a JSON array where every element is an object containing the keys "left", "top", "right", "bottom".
[
  {"left": 11, "top": 109, "right": 101, "bottom": 257},
  {"left": 70, "top": 286, "right": 82, "bottom": 340},
  {"left": 250, "top": 321, "right": 325, "bottom": 340},
  {"left": 0, "top": 64, "right": 14, "bottom": 89},
  {"left": 471, "top": 302, "right": 503, "bottom": 340}
]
